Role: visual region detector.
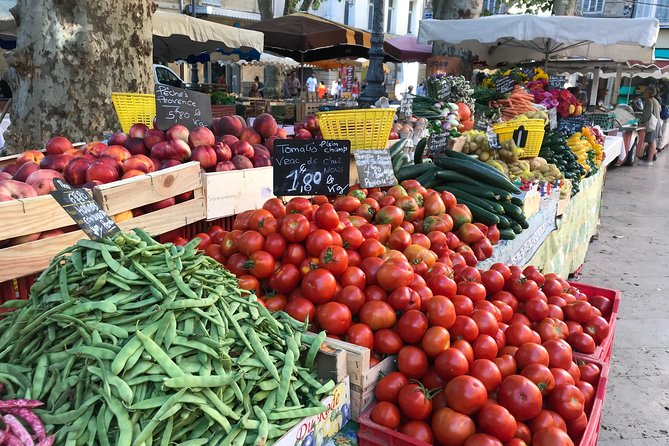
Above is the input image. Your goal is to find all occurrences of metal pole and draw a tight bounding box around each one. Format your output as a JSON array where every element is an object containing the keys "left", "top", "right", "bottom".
[
  {"left": 358, "top": 0, "right": 386, "bottom": 108},
  {"left": 190, "top": 0, "right": 199, "bottom": 85}
]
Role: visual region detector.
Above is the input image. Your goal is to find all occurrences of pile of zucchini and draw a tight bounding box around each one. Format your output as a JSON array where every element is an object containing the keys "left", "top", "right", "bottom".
[{"left": 391, "top": 138, "right": 528, "bottom": 240}]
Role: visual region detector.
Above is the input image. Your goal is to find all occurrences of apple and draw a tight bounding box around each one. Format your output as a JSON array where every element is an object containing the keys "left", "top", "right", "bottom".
[
  {"left": 295, "top": 129, "right": 313, "bottom": 140},
  {"left": 144, "top": 197, "right": 175, "bottom": 212},
  {"left": 304, "top": 115, "right": 319, "bottom": 133},
  {"left": 38, "top": 229, "right": 65, "bottom": 239},
  {"left": 189, "top": 126, "right": 215, "bottom": 148},
  {"left": 264, "top": 136, "right": 278, "bottom": 156},
  {"left": 82, "top": 142, "right": 108, "bottom": 157},
  {"left": 129, "top": 123, "right": 149, "bottom": 139},
  {"left": 124, "top": 137, "right": 148, "bottom": 156},
  {"left": 215, "top": 161, "right": 236, "bottom": 171},
  {"left": 82, "top": 180, "right": 103, "bottom": 189},
  {"left": 274, "top": 128, "right": 288, "bottom": 139},
  {"left": 217, "top": 116, "right": 243, "bottom": 137},
  {"left": 168, "top": 139, "right": 191, "bottom": 161},
  {"left": 143, "top": 129, "right": 166, "bottom": 149},
  {"left": 101, "top": 146, "right": 132, "bottom": 168},
  {"left": 13, "top": 162, "right": 41, "bottom": 182},
  {"left": 161, "top": 159, "right": 181, "bottom": 169},
  {"left": 0, "top": 179, "right": 38, "bottom": 199},
  {"left": 252, "top": 144, "right": 270, "bottom": 160},
  {"left": 231, "top": 141, "right": 254, "bottom": 159},
  {"left": 166, "top": 124, "right": 190, "bottom": 143},
  {"left": 191, "top": 145, "right": 217, "bottom": 170},
  {"left": 253, "top": 113, "right": 278, "bottom": 139},
  {"left": 239, "top": 127, "right": 262, "bottom": 145},
  {"left": 40, "top": 154, "right": 73, "bottom": 173},
  {"left": 213, "top": 141, "right": 232, "bottom": 162},
  {"left": 108, "top": 131, "right": 128, "bottom": 147},
  {"left": 45, "top": 136, "right": 74, "bottom": 155},
  {"left": 64, "top": 157, "right": 94, "bottom": 186},
  {"left": 123, "top": 154, "right": 155, "bottom": 174},
  {"left": 17, "top": 150, "right": 45, "bottom": 166},
  {"left": 122, "top": 169, "right": 146, "bottom": 179},
  {"left": 26, "top": 169, "right": 64, "bottom": 195},
  {"left": 150, "top": 141, "right": 170, "bottom": 160},
  {"left": 0, "top": 172, "right": 11, "bottom": 181},
  {"left": 221, "top": 135, "right": 239, "bottom": 147},
  {"left": 1, "top": 163, "right": 19, "bottom": 176},
  {"left": 86, "top": 161, "right": 119, "bottom": 184}
]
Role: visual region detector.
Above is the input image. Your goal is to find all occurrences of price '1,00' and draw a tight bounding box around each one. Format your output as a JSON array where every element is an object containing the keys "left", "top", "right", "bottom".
[{"left": 286, "top": 166, "right": 322, "bottom": 193}]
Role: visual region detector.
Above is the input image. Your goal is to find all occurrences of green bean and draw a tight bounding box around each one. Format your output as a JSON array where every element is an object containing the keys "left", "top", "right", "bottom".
[
  {"left": 38, "top": 395, "right": 100, "bottom": 425},
  {"left": 246, "top": 327, "right": 280, "bottom": 381},
  {"left": 99, "top": 246, "right": 141, "bottom": 280},
  {"left": 267, "top": 404, "right": 327, "bottom": 420},
  {"left": 137, "top": 330, "right": 184, "bottom": 378},
  {"left": 96, "top": 410, "right": 111, "bottom": 446},
  {"left": 164, "top": 374, "right": 237, "bottom": 389},
  {"left": 18, "top": 300, "right": 76, "bottom": 336},
  {"left": 275, "top": 348, "right": 294, "bottom": 408},
  {"left": 178, "top": 439, "right": 208, "bottom": 446},
  {"left": 200, "top": 404, "right": 232, "bottom": 433},
  {"left": 111, "top": 323, "right": 159, "bottom": 375},
  {"left": 132, "top": 388, "right": 186, "bottom": 446},
  {"left": 253, "top": 406, "right": 269, "bottom": 446},
  {"left": 132, "top": 259, "right": 168, "bottom": 294},
  {"left": 203, "top": 388, "right": 239, "bottom": 420},
  {"left": 101, "top": 391, "right": 133, "bottom": 446},
  {"left": 160, "top": 417, "right": 174, "bottom": 446},
  {"left": 305, "top": 331, "right": 326, "bottom": 369}
]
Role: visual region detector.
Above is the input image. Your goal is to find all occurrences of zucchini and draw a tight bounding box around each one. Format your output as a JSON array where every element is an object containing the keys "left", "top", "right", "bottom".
[
  {"left": 497, "top": 215, "right": 511, "bottom": 229},
  {"left": 510, "top": 196, "right": 524, "bottom": 207},
  {"left": 510, "top": 222, "right": 523, "bottom": 234},
  {"left": 511, "top": 215, "right": 530, "bottom": 229},
  {"left": 442, "top": 148, "right": 521, "bottom": 182},
  {"left": 433, "top": 157, "right": 520, "bottom": 194},
  {"left": 388, "top": 138, "right": 409, "bottom": 159},
  {"left": 442, "top": 182, "right": 497, "bottom": 200},
  {"left": 444, "top": 187, "right": 499, "bottom": 213},
  {"left": 458, "top": 200, "right": 500, "bottom": 225},
  {"left": 396, "top": 163, "right": 436, "bottom": 181},
  {"left": 415, "top": 167, "right": 439, "bottom": 187},
  {"left": 414, "top": 138, "right": 428, "bottom": 165},
  {"left": 500, "top": 228, "right": 516, "bottom": 240},
  {"left": 434, "top": 170, "right": 482, "bottom": 187},
  {"left": 499, "top": 201, "right": 523, "bottom": 219},
  {"left": 392, "top": 153, "right": 409, "bottom": 173}
]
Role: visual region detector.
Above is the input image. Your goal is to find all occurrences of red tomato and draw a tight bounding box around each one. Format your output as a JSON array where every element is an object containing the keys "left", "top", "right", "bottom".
[
  {"left": 498, "top": 375, "right": 543, "bottom": 421},
  {"left": 515, "top": 343, "right": 550, "bottom": 370},
  {"left": 244, "top": 251, "right": 274, "bottom": 279},
  {"left": 452, "top": 295, "right": 474, "bottom": 316},
  {"left": 388, "top": 230, "right": 412, "bottom": 251},
  {"left": 204, "top": 244, "right": 225, "bottom": 264},
  {"left": 318, "top": 245, "right": 348, "bottom": 276},
  {"left": 524, "top": 297, "right": 549, "bottom": 322},
  {"left": 576, "top": 380, "right": 595, "bottom": 411},
  {"left": 578, "top": 362, "right": 601, "bottom": 385},
  {"left": 192, "top": 233, "right": 213, "bottom": 250},
  {"left": 388, "top": 286, "right": 421, "bottom": 312},
  {"left": 400, "top": 421, "right": 434, "bottom": 444},
  {"left": 233, "top": 210, "right": 253, "bottom": 230},
  {"left": 450, "top": 316, "right": 479, "bottom": 342},
  {"left": 457, "top": 281, "right": 487, "bottom": 303},
  {"left": 238, "top": 275, "right": 260, "bottom": 295},
  {"left": 301, "top": 269, "right": 337, "bottom": 304},
  {"left": 566, "top": 412, "right": 587, "bottom": 442},
  {"left": 464, "top": 434, "right": 503, "bottom": 446},
  {"left": 376, "top": 206, "right": 405, "bottom": 228},
  {"left": 510, "top": 278, "right": 540, "bottom": 301},
  {"left": 494, "top": 355, "right": 517, "bottom": 379},
  {"left": 360, "top": 257, "right": 384, "bottom": 286},
  {"left": 536, "top": 318, "right": 569, "bottom": 342},
  {"left": 397, "top": 346, "right": 428, "bottom": 379},
  {"left": 334, "top": 285, "right": 366, "bottom": 316},
  {"left": 346, "top": 249, "right": 362, "bottom": 267},
  {"left": 262, "top": 198, "right": 286, "bottom": 219},
  {"left": 236, "top": 230, "right": 264, "bottom": 256},
  {"left": 226, "top": 253, "right": 249, "bottom": 277},
  {"left": 588, "top": 295, "right": 613, "bottom": 318},
  {"left": 472, "top": 335, "right": 498, "bottom": 361},
  {"left": 345, "top": 323, "right": 374, "bottom": 349},
  {"left": 375, "top": 371, "right": 409, "bottom": 404},
  {"left": 431, "top": 408, "right": 476, "bottom": 446},
  {"left": 282, "top": 243, "right": 306, "bottom": 266},
  {"left": 364, "top": 285, "right": 388, "bottom": 302},
  {"left": 533, "top": 427, "right": 575, "bottom": 446},
  {"left": 314, "top": 203, "right": 340, "bottom": 230},
  {"left": 305, "top": 230, "right": 332, "bottom": 257},
  {"left": 340, "top": 226, "right": 364, "bottom": 250},
  {"left": 551, "top": 368, "right": 576, "bottom": 387},
  {"left": 469, "top": 359, "right": 502, "bottom": 393},
  {"left": 298, "top": 257, "right": 320, "bottom": 278},
  {"left": 583, "top": 315, "right": 610, "bottom": 344},
  {"left": 263, "top": 233, "right": 286, "bottom": 259},
  {"left": 563, "top": 301, "right": 593, "bottom": 323},
  {"left": 399, "top": 383, "right": 433, "bottom": 420},
  {"left": 316, "top": 302, "right": 352, "bottom": 336},
  {"left": 568, "top": 362, "right": 581, "bottom": 382},
  {"left": 397, "top": 310, "right": 429, "bottom": 344},
  {"left": 567, "top": 332, "right": 596, "bottom": 354},
  {"left": 478, "top": 403, "right": 517, "bottom": 442},
  {"left": 548, "top": 384, "right": 585, "bottom": 421},
  {"left": 280, "top": 214, "right": 310, "bottom": 243},
  {"left": 421, "top": 326, "right": 451, "bottom": 358},
  {"left": 284, "top": 297, "right": 315, "bottom": 322},
  {"left": 286, "top": 197, "right": 313, "bottom": 219},
  {"left": 521, "top": 363, "right": 555, "bottom": 396},
  {"left": 435, "top": 348, "right": 469, "bottom": 380},
  {"left": 359, "top": 238, "right": 386, "bottom": 258},
  {"left": 374, "top": 328, "right": 403, "bottom": 354},
  {"left": 480, "top": 269, "right": 505, "bottom": 295},
  {"left": 426, "top": 274, "right": 457, "bottom": 298},
  {"left": 505, "top": 324, "right": 540, "bottom": 347},
  {"left": 444, "top": 375, "right": 487, "bottom": 416},
  {"left": 359, "top": 301, "right": 396, "bottom": 331},
  {"left": 470, "top": 310, "right": 499, "bottom": 337},
  {"left": 370, "top": 402, "right": 401, "bottom": 429},
  {"left": 543, "top": 339, "right": 573, "bottom": 370},
  {"left": 264, "top": 295, "right": 287, "bottom": 312},
  {"left": 376, "top": 258, "right": 414, "bottom": 292},
  {"left": 247, "top": 210, "right": 278, "bottom": 236}
]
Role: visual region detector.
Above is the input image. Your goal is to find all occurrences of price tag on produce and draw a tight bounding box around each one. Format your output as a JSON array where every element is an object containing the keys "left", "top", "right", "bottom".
[
  {"left": 548, "top": 75, "right": 566, "bottom": 90},
  {"left": 51, "top": 179, "right": 120, "bottom": 240},
  {"left": 273, "top": 139, "right": 350, "bottom": 196},
  {"left": 428, "top": 133, "right": 450, "bottom": 156},
  {"left": 354, "top": 149, "right": 396, "bottom": 188},
  {"left": 154, "top": 84, "right": 213, "bottom": 130},
  {"left": 399, "top": 97, "right": 413, "bottom": 119},
  {"left": 487, "top": 126, "right": 501, "bottom": 151},
  {"left": 495, "top": 76, "right": 515, "bottom": 95}
]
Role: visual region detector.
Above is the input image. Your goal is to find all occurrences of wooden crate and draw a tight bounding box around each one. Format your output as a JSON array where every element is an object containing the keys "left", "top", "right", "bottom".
[
  {"left": 0, "top": 162, "right": 205, "bottom": 282},
  {"left": 296, "top": 102, "right": 321, "bottom": 123},
  {"left": 350, "top": 356, "right": 396, "bottom": 421},
  {"left": 203, "top": 167, "right": 274, "bottom": 220}
]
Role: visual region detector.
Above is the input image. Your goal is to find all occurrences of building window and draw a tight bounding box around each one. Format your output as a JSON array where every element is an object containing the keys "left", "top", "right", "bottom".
[
  {"left": 368, "top": 0, "right": 374, "bottom": 30},
  {"left": 387, "top": 0, "right": 394, "bottom": 33},
  {"left": 581, "top": 0, "right": 605, "bottom": 14},
  {"left": 407, "top": 1, "right": 414, "bottom": 33},
  {"left": 483, "top": 0, "right": 501, "bottom": 14}
]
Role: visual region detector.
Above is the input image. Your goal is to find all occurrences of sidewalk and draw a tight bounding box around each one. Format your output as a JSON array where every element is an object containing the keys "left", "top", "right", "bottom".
[{"left": 579, "top": 155, "right": 669, "bottom": 445}]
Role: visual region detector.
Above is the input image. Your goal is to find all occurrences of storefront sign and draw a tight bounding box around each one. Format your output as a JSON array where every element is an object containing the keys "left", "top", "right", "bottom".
[
  {"left": 51, "top": 179, "right": 120, "bottom": 240},
  {"left": 548, "top": 75, "right": 566, "bottom": 90},
  {"left": 354, "top": 149, "right": 396, "bottom": 188},
  {"left": 155, "top": 84, "right": 213, "bottom": 130},
  {"left": 495, "top": 76, "right": 515, "bottom": 95},
  {"left": 273, "top": 139, "right": 350, "bottom": 196}
]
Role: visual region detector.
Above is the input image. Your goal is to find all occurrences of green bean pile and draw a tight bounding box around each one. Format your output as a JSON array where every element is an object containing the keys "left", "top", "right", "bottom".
[{"left": 0, "top": 229, "right": 333, "bottom": 445}]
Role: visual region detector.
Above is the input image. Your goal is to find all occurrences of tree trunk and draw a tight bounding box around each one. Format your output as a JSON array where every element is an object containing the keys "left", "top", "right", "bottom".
[
  {"left": 300, "top": 0, "right": 314, "bottom": 11},
  {"left": 258, "top": 0, "right": 274, "bottom": 20},
  {"left": 4, "top": 0, "right": 155, "bottom": 154},
  {"left": 284, "top": 0, "right": 298, "bottom": 16},
  {"left": 431, "top": 0, "right": 482, "bottom": 76},
  {"left": 552, "top": 0, "right": 578, "bottom": 15}
]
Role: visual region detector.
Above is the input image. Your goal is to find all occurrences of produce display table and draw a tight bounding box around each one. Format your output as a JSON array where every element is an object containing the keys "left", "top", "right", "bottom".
[{"left": 603, "top": 135, "right": 624, "bottom": 166}]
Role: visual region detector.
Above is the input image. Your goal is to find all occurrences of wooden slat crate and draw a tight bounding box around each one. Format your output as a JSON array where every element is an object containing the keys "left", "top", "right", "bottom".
[
  {"left": 203, "top": 167, "right": 274, "bottom": 220},
  {"left": 0, "top": 162, "right": 205, "bottom": 282}
]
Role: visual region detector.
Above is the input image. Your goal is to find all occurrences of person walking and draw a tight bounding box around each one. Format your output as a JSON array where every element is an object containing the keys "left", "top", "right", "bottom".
[
  {"left": 637, "top": 86, "right": 661, "bottom": 167},
  {"left": 306, "top": 74, "right": 318, "bottom": 101},
  {"left": 290, "top": 72, "right": 301, "bottom": 98},
  {"left": 351, "top": 78, "right": 360, "bottom": 99},
  {"left": 317, "top": 81, "right": 327, "bottom": 99}
]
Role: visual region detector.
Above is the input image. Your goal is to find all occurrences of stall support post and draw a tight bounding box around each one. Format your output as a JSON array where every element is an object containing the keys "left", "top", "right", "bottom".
[
  {"left": 359, "top": 0, "right": 386, "bottom": 108},
  {"left": 611, "top": 63, "right": 623, "bottom": 106},
  {"left": 589, "top": 68, "right": 600, "bottom": 109}
]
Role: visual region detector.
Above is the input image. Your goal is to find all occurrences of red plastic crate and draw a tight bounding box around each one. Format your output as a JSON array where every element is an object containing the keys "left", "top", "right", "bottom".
[
  {"left": 568, "top": 281, "right": 621, "bottom": 363},
  {"left": 359, "top": 357, "right": 610, "bottom": 446}
]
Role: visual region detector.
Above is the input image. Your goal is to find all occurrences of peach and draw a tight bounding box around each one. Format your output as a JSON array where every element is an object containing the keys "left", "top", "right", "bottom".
[
  {"left": 0, "top": 172, "right": 11, "bottom": 181},
  {"left": 304, "top": 115, "right": 320, "bottom": 133},
  {"left": 82, "top": 180, "right": 103, "bottom": 189},
  {"left": 189, "top": 126, "right": 215, "bottom": 149},
  {"left": 166, "top": 124, "right": 189, "bottom": 143},
  {"left": 82, "top": 142, "right": 108, "bottom": 157},
  {"left": 97, "top": 156, "right": 121, "bottom": 174},
  {"left": 26, "top": 169, "right": 64, "bottom": 195},
  {"left": 191, "top": 145, "right": 217, "bottom": 170},
  {"left": 13, "top": 162, "right": 41, "bottom": 182},
  {"left": 264, "top": 136, "right": 278, "bottom": 155},
  {"left": 101, "top": 146, "right": 132, "bottom": 168},
  {"left": 122, "top": 169, "right": 146, "bottom": 179},
  {"left": 124, "top": 137, "right": 148, "bottom": 156},
  {"left": 143, "top": 129, "right": 166, "bottom": 149},
  {"left": 108, "top": 131, "right": 128, "bottom": 146},
  {"left": 168, "top": 139, "right": 191, "bottom": 161},
  {"left": 150, "top": 157, "right": 162, "bottom": 172},
  {"left": 129, "top": 123, "right": 149, "bottom": 139},
  {"left": 253, "top": 156, "right": 272, "bottom": 167},
  {"left": 16, "top": 150, "right": 45, "bottom": 166},
  {"left": 213, "top": 142, "right": 232, "bottom": 162},
  {"left": 64, "top": 148, "right": 86, "bottom": 158},
  {"left": 274, "top": 128, "right": 288, "bottom": 139},
  {"left": 295, "top": 129, "right": 313, "bottom": 140},
  {"left": 231, "top": 141, "right": 254, "bottom": 158},
  {"left": 86, "top": 161, "right": 119, "bottom": 184},
  {"left": 215, "top": 161, "right": 235, "bottom": 171},
  {"left": 144, "top": 197, "right": 175, "bottom": 212},
  {"left": 150, "top": 141, "right": 170, "bottom": 160},
  {"left": 8, "top": 232, "right": 41, "bottom": 246},
  {"left": 221, "top": 135, "right": 239, "bottom": 147},
  {"left": 64, "top": 157, "right": 94, "bottom": 186},
  {"left": 113, "top": 210, "right": 134, "bottom": 223},
  {"left": 123, "top": 154, "right": 155, "bottom": 174},
  {"left": 40, "top": 154, "right": 73, "bottom": 173},
  {"left": 252, "top": 144, "right": 270, "bottom": 159},
  {"left": 253, "top": 113, "right": 278, "bottom": 139},
  {"left": 1, "top": 163, "right": 19, "bottom": 176},
  {"left": 0, "top": 179, "right": 38, "bottom": 199},
  {"left": 212, "top": 117, "right": 221, "bottom": 136},
  {"left": 161, "top": 159, "right": 181, "bottom": 169},
  {"left": 45, "top": 136, "right": 74, "bottom": 155},
  {"left": 239, "top": 127, "right": 262, "bottom": 145},
  {"left": 175, "top": 190, "right": 194, "bottom": 202},
  {"left": 38, "top": 229, "right": 65, "bottom": 239},
  {"left": 217, "top": 116, "right": 243, "bottom": 137}
]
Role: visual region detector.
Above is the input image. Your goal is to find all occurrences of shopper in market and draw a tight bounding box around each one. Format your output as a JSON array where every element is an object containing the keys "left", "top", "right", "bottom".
[
  {"left": 317, "top": 80, "right": 327, "bottom": 99},
  {"left": 306, "top": 73, "right": 318, "bottom": 101},
  {"left": 351, "top": 78, "right": 360, "bottom": 99},
  {"left": 637, "top": 86, "right": 661, "bottom": 166},
  {"left": 253, "top": 76, "right": 264, "bottom": 98}
]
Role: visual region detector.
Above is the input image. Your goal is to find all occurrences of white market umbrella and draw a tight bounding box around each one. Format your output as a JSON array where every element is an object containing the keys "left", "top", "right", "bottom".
[{"left": 417, "top": 15, "right": 659, "bottom": 66}]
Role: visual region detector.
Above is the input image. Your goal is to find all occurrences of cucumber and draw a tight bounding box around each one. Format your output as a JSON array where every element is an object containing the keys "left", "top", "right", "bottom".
[
  {"left": 392, "top": 153, "right": 409, "bottom": 173},
  {"left": 458, "top": 201, "right": 501, "bottom": 226},
  {"left": 510, "top": 222, "right": 523, "bottom": 234},
  {"left": 500, "top": 228, "right": 516, "bottom": 240},
  {"left": 434, "top": 170, "right": 482, "bottom": 187},
  {"left": 444, "top": 187, "right": 499, "bottom": 213},
  {"left": 510, "top": 197, "right": 524, "bottom": 207},
  {"left": 396, "top": 163, "right": 436, "bottom": 181},
  {"left": 433, "top": 157, "right": 520, "bottom": 194},
  {"left": 415, "top": 166, "right": 439, "bottom": 187},
  {"left": 414, "top": 138, "right": 428, "bottom": 165},
  {"left": 511, "top": 215, "right": 530, "bottom": 229},
  {"left": 443, "top": 183, "right": 497, "bottom": 200},
  {"left": 442, "top": 148, "right": 521, "bottom": 182},
  {"left": 499, "top": 201, "right": 523, "bottom": 219},
  {"left": 497, "top": 215, "right": 511, "bottom": 229},
  {"left": 388, "top": 138, "right": 409, "bottom": 159}
]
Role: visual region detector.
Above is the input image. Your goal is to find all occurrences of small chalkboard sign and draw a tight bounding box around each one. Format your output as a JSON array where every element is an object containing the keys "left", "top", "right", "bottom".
[
  {"left": 354, "top": 149, "right": 396, "bottom": 188},
  {"left": 428, "top": 133, "right": 450, "bottom": 156},
  {"left": 548, "top": 75, "right": 566, "bottom": 90},
  {"left": 273, "top": 139, "right": 350, "bottom": 196},
  {"left": 155, "top": 84, "right": 213, "bottom": 131},
  {"left": 512, "top": 125, "right": 529, "bottom": 148},
  {"left": 487, "top": 126, "right": 501, "bottom": 151},
  {"left": 399, "top": 97, "right": 413, "bottom": 119},
  {"left": 51, "top": 179, "right": 120, "bottom": 240},
  {"left": 495, "top": 76, "right": 515, "bottom": 95}
]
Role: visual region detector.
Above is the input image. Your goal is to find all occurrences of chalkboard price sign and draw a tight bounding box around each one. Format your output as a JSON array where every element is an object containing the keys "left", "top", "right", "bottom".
[
  {"left": 51, "top": 179, "right": 120, "bottom": 240},
  {"left": 495, "top": 76, "right": 515, "bottom": 95},
  {"left": 155, "top": 84, "right": 213, "bottom": 131},
  {"left": 399, "top": 97, "right": 413, "bottom": 119},
  {"left": 354, "top": 149, "right": 396, "bottom": 188},
  {"left": 273, "top": 139, "right": 350, "bottom": 196},
  {"left": 428, "top": 133, "right": 450, "bottom": 156},
  {"left": 548, "top": 75, "right": 566, "bottom": 90}
]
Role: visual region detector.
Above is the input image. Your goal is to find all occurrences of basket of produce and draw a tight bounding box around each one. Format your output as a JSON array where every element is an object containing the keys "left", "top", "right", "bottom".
[
  {"left": 317, "top": 108, "right": 396, "bottom": 150},
  {"left": 493, "top": 117, "right": 546, "bottom": 158},
  {"left": 111, "top": 92, "right": 156, "bottom": 133}
]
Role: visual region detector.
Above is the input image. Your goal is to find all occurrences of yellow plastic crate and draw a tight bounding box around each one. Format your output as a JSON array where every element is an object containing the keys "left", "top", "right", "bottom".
[
  {"left": 317, "top": 109, "right": 396, "bottom": 150},
  {"left": 493, "top": 118, "right": 545, "bottom": 158},
  {"left": 112, "top": 93, "right": 156, "bottom": 133}
]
